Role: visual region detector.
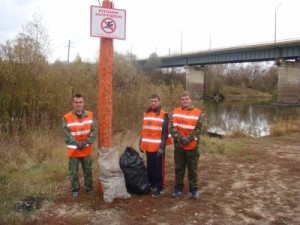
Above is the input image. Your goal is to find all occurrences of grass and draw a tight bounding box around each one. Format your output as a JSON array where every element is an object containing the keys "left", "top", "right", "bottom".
[
  {"left": 0, "top": 113, "right": 300, "bottom": 224},
  {"left": 222, "top": 86, "right": 272, "bottom": 100},
  {"left": 200, "top": 135, "right": 245, "bottom": 156},
  {"left": 0, "top": 128, "right": 69, "bottom": 224},
  {"left": 270, "top": 117, "right": 300, "bottom": 136}
]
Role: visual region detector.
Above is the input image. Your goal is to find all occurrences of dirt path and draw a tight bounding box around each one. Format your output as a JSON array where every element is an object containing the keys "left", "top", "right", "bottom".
[{"left": 24, "top": 135, "right": 300, "bottom": 225}]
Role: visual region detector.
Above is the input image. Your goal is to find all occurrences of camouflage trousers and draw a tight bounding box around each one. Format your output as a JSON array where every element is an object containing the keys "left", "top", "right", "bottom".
[
  {"left": 69, "top": 156, "right": 92, "bottom": 193},
  {"left": 173, "top": 146, "right": 200, "bottom": 192}
]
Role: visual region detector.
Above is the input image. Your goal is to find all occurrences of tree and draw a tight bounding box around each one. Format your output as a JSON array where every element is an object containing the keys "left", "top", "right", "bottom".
[
  {"left": 21, "top": 12, "right": 51, "bottom": 60},
  {"left": 144, "top": 53, "right": 161, "bottom": 69},
  {"left": 0, "top": 13, "right": 51, "bottom": 133}
]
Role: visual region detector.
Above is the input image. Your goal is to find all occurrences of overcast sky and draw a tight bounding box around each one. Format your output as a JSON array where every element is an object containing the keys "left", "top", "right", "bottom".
[{"left": 1, "top": 0, "right": 300, "bottom": 62}]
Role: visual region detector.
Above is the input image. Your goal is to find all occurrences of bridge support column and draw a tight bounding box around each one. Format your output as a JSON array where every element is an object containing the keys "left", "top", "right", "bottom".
[
  {"left": 185, "top": 66, "right": 205, "bottom": 99},
  {"left": 277, "top": 61, "right": 300, "bottom": 104}
]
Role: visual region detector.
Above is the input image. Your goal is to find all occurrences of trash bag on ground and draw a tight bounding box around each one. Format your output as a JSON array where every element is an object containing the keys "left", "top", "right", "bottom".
[
  {"left": 98, "top": 147, "right": 131, "bottom": 203},
  {"left": 119, "top": 147, "right": 151, "bottom": 194}
]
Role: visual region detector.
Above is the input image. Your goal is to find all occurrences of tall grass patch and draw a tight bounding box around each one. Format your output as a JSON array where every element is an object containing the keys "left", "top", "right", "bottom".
[
  {"left": 270, "top": 117, "right": 300, "bottom": 136},
  {"left": 0, "top": 128, "right": 69, "bottom": 223},
  {"left": 200, "top": 135, "right": 245, "bottom": 156}
]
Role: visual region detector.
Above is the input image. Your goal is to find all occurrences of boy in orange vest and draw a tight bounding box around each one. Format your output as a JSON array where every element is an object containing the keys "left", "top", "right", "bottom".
[
  {"left": 62, "top": 94, "right": 97, "bottom": 199},
  {"left": 170, "top": 91, "right": 203, "bottom": 199},
  {"left": 140, "top": 94, "right": 172, "bottom": 197}
]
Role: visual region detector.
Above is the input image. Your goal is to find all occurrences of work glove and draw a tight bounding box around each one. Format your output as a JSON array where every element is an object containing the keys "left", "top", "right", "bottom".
[
  {"left": 157, "top": 148, "right": 165, "bottom": 157},
  {"left": 77, "top": 142, "right": 87, "bottom": 150},
  {"left": 181, "top": 137, "right": 190, "bottom": 146}
]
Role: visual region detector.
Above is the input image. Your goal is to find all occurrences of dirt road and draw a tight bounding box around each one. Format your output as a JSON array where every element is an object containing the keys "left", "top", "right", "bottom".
[{"left": 24, "top": 135, "right": 300, "bottom": 225}]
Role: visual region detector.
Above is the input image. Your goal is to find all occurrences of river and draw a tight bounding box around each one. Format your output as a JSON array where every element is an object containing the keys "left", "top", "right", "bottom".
[{"left": 203, "top": 100, "right": 300, "bottom": 137}]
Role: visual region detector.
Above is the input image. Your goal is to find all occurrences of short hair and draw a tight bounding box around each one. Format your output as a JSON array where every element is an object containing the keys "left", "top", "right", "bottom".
[
  {"left": 181, "top": 91, "right": 192, "bottom": 99},
  {"left": 150, "top": 93, "right": 160, "bottom": 101},
  {"left": 73, "top": 93, "right": 83, "bottom": 99}
]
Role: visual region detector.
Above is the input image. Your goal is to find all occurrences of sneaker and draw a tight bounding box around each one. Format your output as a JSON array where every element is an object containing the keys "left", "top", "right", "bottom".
[
  {"left": 151, "top": 187, "right": 157, "bottom": 193},
  {"left": 72, "top": 191, "right": 79, "bottom": 199},
  {"left": 171, "top": 190, "right": 182, "bottom": 198},
  {"left": 190, "top": 190, "right": 199, "bottom": 200},
  {"left": 152, "top": 189, "right": 163, "bottom": 197}
]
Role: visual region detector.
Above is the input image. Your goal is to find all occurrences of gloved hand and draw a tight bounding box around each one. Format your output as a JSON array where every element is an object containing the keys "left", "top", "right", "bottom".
[
  {"left": 77, "top": 142, "right": 87, "bottom": 150},
  {"left": 157, "top": 148, "right": 165, "bottom": 157},
  {"left": 181, "top": 137, "right": 190, "bottom": 146}
]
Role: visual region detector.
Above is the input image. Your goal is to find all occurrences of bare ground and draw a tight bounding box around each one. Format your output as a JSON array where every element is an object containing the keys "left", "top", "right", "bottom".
[{"left": 22, "top": 135, "right": 300, "bottom": 225}]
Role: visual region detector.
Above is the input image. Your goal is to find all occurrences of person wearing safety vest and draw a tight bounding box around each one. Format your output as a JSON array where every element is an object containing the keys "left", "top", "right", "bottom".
[
  {"left": 170, "top": 91, "right": 203, "bottom": 200},
  {"left": 140, "top": 94, "right": 172, "bottom": 197},
  {"left": 62, "top": 94, "right": 97, "bottom": 199}
]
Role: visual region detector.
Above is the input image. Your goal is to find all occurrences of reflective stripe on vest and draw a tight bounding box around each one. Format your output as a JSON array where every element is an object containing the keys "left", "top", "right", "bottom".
[{"left": 70, "top": 129, "right": 92, "bottom": 136}]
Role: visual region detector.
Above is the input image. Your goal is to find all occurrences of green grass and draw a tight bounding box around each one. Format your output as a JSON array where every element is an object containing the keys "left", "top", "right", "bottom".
[
  {"left": 0, "top": 129, "right": 69, "bottom": 224},
  {"left": 201, "top": 135, "right": 245, "bottom": 156},
  {"left": 0, "top": 160, "right": 67, "bottom": 223}
]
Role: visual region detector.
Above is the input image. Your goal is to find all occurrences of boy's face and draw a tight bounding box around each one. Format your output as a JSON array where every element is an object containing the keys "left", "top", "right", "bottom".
[
  {"left": 150, "top": 98, "right": 160, "bottom": 110},
  {"left": 73, "top": 97, "right": 84, "bottom": 114},
  {"left": 181, "top": 95, "right": 191, "bottom": 109}
]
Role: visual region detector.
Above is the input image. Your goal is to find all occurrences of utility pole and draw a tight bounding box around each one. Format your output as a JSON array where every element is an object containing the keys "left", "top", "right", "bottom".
[
  {"left": 274, "top": 3, "right": 281, "bottom": 43},
  {"left": 181, "top": 30, "right": 183, "bottom": 54},
  {"left": 209, "top": 33, "right": 211, "bottom": 51},
  {"left": 67, "top": 40, "right": 71, "bottom": 63}
]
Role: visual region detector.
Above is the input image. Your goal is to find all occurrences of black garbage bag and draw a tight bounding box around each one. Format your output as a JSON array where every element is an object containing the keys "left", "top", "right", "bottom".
[{"left": 119, "top": 147, "right": 151, "bottom": 194}]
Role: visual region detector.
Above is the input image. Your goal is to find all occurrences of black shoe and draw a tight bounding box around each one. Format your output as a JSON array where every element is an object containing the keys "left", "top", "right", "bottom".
[
  {"left": 151, "top": 187, "right": 157, "bottom": 193},
  {"left": 171, "top": 190, "right": 182, "bottom": 198},
  {"left": 190, "top": 190, "right": 200, "bottom": 200},
  {"left": 152, "top": 189, "right": 163, "bottom": 197},
  {"left": 72, "top": 191, "right": 79, "bottom": 199}
]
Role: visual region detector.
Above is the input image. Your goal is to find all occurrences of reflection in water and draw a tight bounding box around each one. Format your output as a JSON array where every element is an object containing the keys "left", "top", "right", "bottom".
[{"left": 204, "top": 101, "right": 300, "bottom": 137}]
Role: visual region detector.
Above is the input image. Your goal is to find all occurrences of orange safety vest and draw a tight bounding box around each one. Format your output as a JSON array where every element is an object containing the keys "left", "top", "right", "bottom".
[
  {"left": 140, "top": 110, "right": 172, "bottom": 152},
  {"left": 63, "top": 111, "right": 93, "bottom": 157},
  {"left": 172, "top": 107, "right": 202, "bottom": 150}
]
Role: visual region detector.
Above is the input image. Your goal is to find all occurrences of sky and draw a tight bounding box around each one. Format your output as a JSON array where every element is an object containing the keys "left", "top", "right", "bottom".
[{"left": 1, "top": 0, "right": 300, "bottom": 63}]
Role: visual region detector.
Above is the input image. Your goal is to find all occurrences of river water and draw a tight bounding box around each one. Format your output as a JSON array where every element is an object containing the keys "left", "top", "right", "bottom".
[{"left": 203, "top": 100, "right": 300, "bottom": 137}]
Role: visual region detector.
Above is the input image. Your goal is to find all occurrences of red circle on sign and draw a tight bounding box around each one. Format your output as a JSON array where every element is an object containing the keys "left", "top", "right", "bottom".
[{"left": 101, "top": 18, "right": 116, "bottom": 34}]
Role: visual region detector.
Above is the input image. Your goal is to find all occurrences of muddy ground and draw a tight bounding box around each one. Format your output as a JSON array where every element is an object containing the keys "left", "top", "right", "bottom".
[{"left": 22, "top": 135, "right": 300, "bottom": 225}]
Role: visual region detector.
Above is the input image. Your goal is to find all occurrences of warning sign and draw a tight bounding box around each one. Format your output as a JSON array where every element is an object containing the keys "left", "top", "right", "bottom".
[
  {"left": 101, "top": 18, "right": 116, "bottom": 34},
  {"left": 90, "top": 5, "right": 126, "bottom": 40}
]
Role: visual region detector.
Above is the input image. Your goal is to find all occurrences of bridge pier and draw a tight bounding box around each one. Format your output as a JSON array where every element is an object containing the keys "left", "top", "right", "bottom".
[
  {"left": 277, "top": 61, "right": 300, "bottom": 104},
  {"left": 185, "top": 66, "right": 205, "bottom": 99}
]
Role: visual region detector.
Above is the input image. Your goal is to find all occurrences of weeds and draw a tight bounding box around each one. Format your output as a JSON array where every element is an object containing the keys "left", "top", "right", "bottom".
[
  {"left": 0, "top": 128, "right": 68, "bottom": 224},
  {"left": 201, "top": 135, "right": 244, "bottom": 156},
  {"left": 1, "top": 118, "right": 299, "bottom": 223},
  {"left": 270, "top": 117, "right": 300, "bottom": 136}
]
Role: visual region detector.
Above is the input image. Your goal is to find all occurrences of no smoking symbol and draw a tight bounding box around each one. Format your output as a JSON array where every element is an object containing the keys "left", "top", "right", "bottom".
[{"left": 101, "top": 18, "right": 116, "bottom": 34}]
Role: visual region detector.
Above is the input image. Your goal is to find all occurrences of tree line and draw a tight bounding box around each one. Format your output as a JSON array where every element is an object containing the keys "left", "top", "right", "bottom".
[{"left": 0, "top": 15, "right": 278, "bottom": 136}]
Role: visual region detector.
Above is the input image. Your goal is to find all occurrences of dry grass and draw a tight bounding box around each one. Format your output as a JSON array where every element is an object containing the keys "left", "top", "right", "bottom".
[
  {"left": 223, "top": 86, "right": 272, "bottom": 99},
  {"left": 0, "top": 104, "right": 299, "bottom": 224},
  {"left": 0, "top": 128, "right": 69, "bottom": 223},
  {"left": 1, "top": 123, "right": 299, "bottom": 224},
  {"left": 200, "top": 135, "right": 245, "bottom": 156},
  {"left": 270, "top": 117, "right": 300, "bottom": 136}
]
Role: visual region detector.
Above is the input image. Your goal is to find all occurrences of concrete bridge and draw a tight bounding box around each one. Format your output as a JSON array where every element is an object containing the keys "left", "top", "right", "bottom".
[{"left": 138, "top": 39, "right": 300, "bottom": 104}]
